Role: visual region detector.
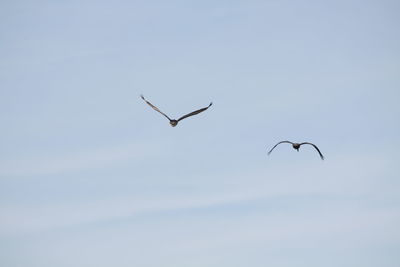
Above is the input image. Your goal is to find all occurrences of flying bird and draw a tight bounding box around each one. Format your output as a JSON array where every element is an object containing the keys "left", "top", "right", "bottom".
[
  {"left": 267, "top": 141, "right": 324, "bottom": 160},
  {"left": 141, "top": 95, "right": 212, "bottom": 127}
]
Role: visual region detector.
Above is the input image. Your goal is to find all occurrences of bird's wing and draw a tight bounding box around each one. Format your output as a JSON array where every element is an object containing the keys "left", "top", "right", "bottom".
[
  {"left": 300, "top": 142, "right": 324, "bottom": 160},
  {"left": 267, "top": 141, "right": 293, "bottom": 155},
  {"left": 177, "top": 102, "right": 212, "bottom": 122},
  {"left": 141, "top": 95, "right": 172, "bottom": 121}
]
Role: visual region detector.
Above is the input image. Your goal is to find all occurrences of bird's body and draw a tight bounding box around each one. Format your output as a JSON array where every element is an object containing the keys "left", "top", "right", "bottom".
[
  {"left": 169, "top": 120, "right": 178, "bottom": 127},
  {"left": 141, "top": 95, "right": 212, "bottom": 127},
  {"left": 268, "top": 141, "right": 324, "bottom": 160},
  {"left": 292, "top": 143, "right": 301, "bottom": 150}
]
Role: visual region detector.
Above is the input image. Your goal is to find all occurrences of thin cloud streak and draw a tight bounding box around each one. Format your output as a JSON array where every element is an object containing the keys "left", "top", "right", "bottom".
[
  {"left": 0, "top": 152, "right": 393, "bottom": 236},
  {"left": 0, "top": 142, "right": 160, "bottom": 177}
]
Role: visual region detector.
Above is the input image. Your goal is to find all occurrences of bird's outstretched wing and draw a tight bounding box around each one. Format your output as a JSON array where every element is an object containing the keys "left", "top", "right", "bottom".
[
  {"left": 141, "top": 95, "right": 172, "bottom": 121},
  {"left": 268, "top": 141, "right": 293, "bottom": 155},
  {"left": 300, "top": 142, "right": 324, "bottom": 160},
  {"left": 177, "top": 102, "right": 212, "bottom": 122}
]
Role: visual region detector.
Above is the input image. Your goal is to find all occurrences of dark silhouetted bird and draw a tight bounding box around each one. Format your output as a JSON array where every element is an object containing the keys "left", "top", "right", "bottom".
[
  {"left": 268, "top": 141, "right": 324, "bottom": 160},
  {"left": 141, "top": 95, "right": 212, "bottom": 127}
]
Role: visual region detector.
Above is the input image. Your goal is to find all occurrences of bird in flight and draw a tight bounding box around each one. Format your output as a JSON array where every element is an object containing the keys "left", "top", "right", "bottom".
[
  {"left": 267, "top": 141, "right": 324, "bottom": 160},
  {"left": 141, "top": 95, "right": 212, "bottom": 127}
]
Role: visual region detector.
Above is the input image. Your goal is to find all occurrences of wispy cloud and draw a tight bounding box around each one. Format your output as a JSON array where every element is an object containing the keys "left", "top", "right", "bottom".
[
  {"left": 0, "top": 142, "right": 160, "bottom": 177},
  {"left": 0, "top": 191, "right": 265, "bottom": 236},
  {"left": 0, "top": 152, "right": 393, "bottom": 236}
]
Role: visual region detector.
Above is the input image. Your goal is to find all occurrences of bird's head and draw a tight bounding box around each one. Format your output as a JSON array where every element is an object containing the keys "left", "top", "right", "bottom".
[{"left": 170, "top": 120, "right": 178, "bottom": 127}]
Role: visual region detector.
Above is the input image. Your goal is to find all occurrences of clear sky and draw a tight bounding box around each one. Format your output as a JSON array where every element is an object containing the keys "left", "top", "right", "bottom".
[{"left": 1, "top": 0, "right": 400, "bottom": 266}]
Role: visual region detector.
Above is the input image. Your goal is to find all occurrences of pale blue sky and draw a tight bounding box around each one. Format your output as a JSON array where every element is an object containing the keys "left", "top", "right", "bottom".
[{"left": 1, "top": 0, "right": 400, "bottom": 266}]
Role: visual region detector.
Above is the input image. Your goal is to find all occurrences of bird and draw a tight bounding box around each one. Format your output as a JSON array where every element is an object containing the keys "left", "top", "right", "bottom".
[
  {"left": 140, "top": 95, "right": 212, "bottom": 127},
  {"left": 267, "top": 141, "right": 324, "bottom": 160}
]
